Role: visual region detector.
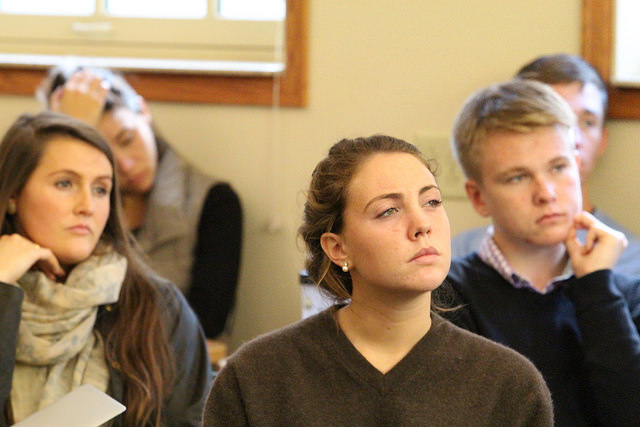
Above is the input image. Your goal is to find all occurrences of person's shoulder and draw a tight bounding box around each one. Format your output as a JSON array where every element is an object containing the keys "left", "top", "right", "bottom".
[
  {"left": 227, "top": 308, "right": 337, "bottom": 367},
  {"left": 0, "top": 281, "right": 23, "bottom": 298},
  {"left": 204, "top": 182, "right": 240, "bottom": 203},
  {"left": 598, "top": 211, "right": 640, "bottom": 275},
  {"left": 431, "top": 317, "right": 553, "bottom": 424},
  {"left": 148, "top": 273, "right": 179, "bottom": 296},
  {"left": 451, "top": 225, "right": 489, "bottom": 258},
  {"left": 433, "top": 314, "right": 544, "bottom": 381},
  {"left": 443, "top": 254, "right": 485, "bottom": 301},
  {"left": 611, "top": 271, "right": 640, "bottom": 300},
  {"left": 160, "top": 144, "right": 217, "bottom": 188},
  {"left": 180, "top": 158, "right": 240, "bottom": 210},
  {"left": 447, "top": 252, "right": 486, "bottom": 280},
  {"left": 147, "top": 273, "right": 190, "bottom": 316}
]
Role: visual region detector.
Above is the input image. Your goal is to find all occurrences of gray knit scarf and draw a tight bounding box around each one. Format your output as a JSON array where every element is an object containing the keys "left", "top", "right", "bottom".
[{"left": 10, "top": 247, "right": 127, "bottom": 422}]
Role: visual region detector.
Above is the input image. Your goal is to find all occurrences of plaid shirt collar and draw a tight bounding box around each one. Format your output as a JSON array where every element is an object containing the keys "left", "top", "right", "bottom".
[{"left": 476, "top": 228, "right": 572, "bottom": 295}]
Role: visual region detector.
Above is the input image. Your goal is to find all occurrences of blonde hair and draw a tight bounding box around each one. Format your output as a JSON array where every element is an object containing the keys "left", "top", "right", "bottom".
[{"left": 451, "top": 79, "right": 575, "bottom": 183}]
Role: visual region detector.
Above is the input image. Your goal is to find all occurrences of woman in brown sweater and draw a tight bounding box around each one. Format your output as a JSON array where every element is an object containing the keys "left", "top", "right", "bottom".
[{"left": 203, "top": 135, "right": 553, "bottom": 426}]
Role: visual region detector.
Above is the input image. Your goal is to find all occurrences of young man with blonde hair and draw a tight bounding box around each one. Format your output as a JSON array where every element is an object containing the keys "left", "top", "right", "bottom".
[
  {"left": 452, "top": 54, "right": 640, "bottom": 277},
  {"left": 442, "top": 79, "right": 640, "bottom": 426}
]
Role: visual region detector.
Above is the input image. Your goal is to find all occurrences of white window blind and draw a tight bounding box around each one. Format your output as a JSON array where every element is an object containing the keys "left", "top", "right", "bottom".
[{"left": 0, "top": 0, "right": 286, "bottom": 74}]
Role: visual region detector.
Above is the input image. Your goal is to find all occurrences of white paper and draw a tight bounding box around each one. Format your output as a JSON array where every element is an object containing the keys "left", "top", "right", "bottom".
[{"left": 12, "top": 384, "right": 126, "bottom": 427}]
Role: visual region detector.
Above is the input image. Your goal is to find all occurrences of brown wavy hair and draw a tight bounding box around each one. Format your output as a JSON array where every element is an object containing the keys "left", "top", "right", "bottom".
[
  {"left": 0, "top": 112, "right": 174, "bottom": 426},
  {"left": 298, "top": 135, "right": 436, "bottom": 301}
]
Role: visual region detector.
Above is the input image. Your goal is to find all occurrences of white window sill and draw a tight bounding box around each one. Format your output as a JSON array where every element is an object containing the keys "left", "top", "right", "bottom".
[{"left": 0, "top": 53, "right": 285, "bottom": 75}]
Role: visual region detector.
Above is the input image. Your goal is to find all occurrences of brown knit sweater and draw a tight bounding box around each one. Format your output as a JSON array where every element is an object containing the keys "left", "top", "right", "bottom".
[{"left": 203, "top": 307, "right": 553, "bottom": 426}]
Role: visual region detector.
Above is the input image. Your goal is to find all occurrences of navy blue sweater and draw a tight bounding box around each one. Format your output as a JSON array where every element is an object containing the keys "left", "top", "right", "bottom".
[{"left": 440, "top": 253, "right": 640, "bottom": 427}]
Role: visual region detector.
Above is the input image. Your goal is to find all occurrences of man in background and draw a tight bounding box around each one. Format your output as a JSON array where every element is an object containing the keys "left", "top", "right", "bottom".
[
  {"left": 443, "top": 78, "right": 640, "bottom": 426},
  {"left": 451, "top": 54, "right": 640, "bottom": 276}
]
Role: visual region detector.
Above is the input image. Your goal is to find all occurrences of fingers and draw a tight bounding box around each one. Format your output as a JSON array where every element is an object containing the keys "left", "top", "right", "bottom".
[
  {"left": 582, "top": 224, "right": 599, "bottom": 254},
  {"left": 66, "top": 70, "right": 108, "bottom": 94},
  {"left": 53, "top": 70, "right": 109, "bottom": 125},
  {"left": 572, "top": 212, "right": 607, "bottom": 249},
  {"left": 566, "top": 211, "right": 628, "bottom": 277},
  {"left": 573, "top": 211, "right": 627, "bottom": 247},
  {"left": 0, "top": 234, "right": 65, "bottom": 283},
  {"left": 566, "top": 211, "right": 596, "bottom": 254},
  {"left": 570, "top": 210, "right": 597, "bottom": 231},
  {"left": 33, "top": 246, "right": 66, "bottom": 281},
  {"left": 564, "top": 233, "right": 578, "bottom": 266},
  {"left": 564, "top": 225, "right": 579, "bottom": 256}
]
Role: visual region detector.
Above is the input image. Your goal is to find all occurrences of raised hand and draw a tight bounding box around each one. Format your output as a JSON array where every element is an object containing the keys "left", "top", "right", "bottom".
[
  {"left": 49, "top": 70, "right": 109, "bottom": 126},
  {"left": 0, "top": 234, "right": 65, "bottom": 283},
  {"left": 565, "top": 211, "right": 628, "bottom": 277}
]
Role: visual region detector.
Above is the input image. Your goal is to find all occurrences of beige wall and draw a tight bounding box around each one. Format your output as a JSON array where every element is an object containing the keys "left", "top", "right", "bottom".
[{"left": 1, "top": 0, "right": 639, "bottom": 351}]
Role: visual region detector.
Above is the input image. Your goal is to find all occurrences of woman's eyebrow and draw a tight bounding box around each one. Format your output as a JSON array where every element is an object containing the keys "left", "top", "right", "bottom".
[
  {"left": 363, "top": 193, "right": 402, "bottom": 212},
  {"left": 420, "top": 184, "right": 440, "bottom": 195},
  {"left": 363, "top": 185, "right": 439, "bottom": 212}
]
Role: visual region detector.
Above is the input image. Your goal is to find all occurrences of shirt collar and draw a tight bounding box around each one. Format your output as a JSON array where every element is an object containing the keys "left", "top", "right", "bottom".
[{"left": 476, "top": 229, "right": 572, "bottom": 294}]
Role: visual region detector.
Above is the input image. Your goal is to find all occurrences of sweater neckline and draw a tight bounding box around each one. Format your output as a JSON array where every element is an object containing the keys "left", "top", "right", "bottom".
[{"left": 320, "top": 306, "right": 443, "bottom": 395}]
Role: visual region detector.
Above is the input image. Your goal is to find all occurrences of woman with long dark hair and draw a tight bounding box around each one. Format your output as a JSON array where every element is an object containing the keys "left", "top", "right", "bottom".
[{"left": 0, "top": 112, "right": 211, "bottom": 426}]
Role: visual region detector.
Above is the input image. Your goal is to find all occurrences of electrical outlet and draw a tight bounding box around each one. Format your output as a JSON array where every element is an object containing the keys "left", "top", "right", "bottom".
[{"left": 415, "top": 133, "right": 467, "bottom": 199}]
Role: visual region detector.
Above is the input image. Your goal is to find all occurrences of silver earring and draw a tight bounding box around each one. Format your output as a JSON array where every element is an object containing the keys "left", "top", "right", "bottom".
[
  {"left": 342, "top": 262, "right": 349, "bottom": 272},
  {"left": 7, "top": 199, "right": 16, "bottom": 215}
]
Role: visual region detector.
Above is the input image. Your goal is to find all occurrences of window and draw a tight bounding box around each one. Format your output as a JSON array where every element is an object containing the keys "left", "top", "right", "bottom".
[
  {"left": 0, "top": 0, "right": 285, "bottom": 73},
  {"left": 0, "top": 0, "right": 307, "bottom": 106},
  {"left": 609, "top": 0, "right": 640, "bottom": 87},
  {"left": 582, "top": 0, "right": 640, "bottom": 118}
]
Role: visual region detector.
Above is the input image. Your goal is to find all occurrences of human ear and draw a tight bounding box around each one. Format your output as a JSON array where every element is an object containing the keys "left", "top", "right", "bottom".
[
  {"left": 465, "top": 179, "right": 491, "bottom": 217},
  {"left": 320, "top": 232, "right": 349, "bottom": 267}
]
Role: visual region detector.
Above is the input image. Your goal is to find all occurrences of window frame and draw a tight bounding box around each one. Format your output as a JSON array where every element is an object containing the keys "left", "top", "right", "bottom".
[
  {"left": 582, "top": 0, "right": 639, "bottom": 119},
  {"left": 0, "top": 0, "right": 307, "bottom": 107}
]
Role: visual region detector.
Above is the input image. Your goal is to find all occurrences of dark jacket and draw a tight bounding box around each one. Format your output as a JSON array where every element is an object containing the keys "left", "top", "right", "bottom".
[
  {"left": 1, "top": 276, "right": 212, "bottom": 427},
  {"left": 442, "top": 254, "right": 640, "bottom": 427}
]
